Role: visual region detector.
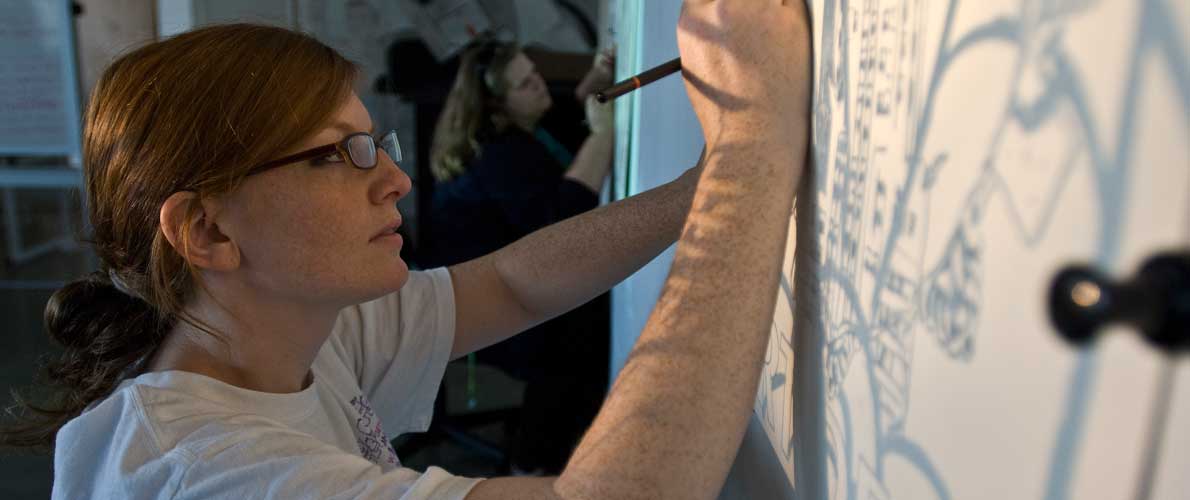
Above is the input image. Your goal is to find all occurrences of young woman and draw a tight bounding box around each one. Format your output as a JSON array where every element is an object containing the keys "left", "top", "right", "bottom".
[
  {"left": 422, "top": 40, "right": 616, "bottom": 475},
  {"left": 2, "top": 1, "right": 813, "bottom": 498},
  {"left": 428, "top": 40, "right": 614, "bottom": 196}
]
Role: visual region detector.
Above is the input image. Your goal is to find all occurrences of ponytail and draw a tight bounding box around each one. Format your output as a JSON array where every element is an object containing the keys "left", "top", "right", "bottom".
[{"left": 1, "top": 271, "right": 171, "bottom": 450}]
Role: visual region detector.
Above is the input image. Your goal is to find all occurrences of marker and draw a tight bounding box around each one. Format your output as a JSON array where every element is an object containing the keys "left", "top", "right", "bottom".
[{"left": 595, "top": 57, "right": 682, "bottom": 103}]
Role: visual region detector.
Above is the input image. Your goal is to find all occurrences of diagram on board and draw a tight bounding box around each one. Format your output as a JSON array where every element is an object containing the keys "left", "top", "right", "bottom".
[{"left": 753, "top": 0, "right": 1189, "bottom": 498}]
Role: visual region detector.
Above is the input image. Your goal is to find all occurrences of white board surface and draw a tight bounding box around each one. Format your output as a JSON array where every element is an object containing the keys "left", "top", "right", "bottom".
[{"left": 752, "top": 0, "right": 1190, "bottom": 498}]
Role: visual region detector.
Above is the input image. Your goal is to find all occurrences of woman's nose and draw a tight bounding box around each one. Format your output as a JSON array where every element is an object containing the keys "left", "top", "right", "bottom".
[{"left": 373, "top": 151, "right": 412, "bottom": 203}]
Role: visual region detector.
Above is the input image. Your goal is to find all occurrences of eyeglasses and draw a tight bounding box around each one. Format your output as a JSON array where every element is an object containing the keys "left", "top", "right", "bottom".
[{"left": 246, "top": 130, "right": 402, "bottom": 177}]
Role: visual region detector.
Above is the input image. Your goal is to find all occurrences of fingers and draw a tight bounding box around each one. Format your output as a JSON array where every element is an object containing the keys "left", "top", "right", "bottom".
[
  {"left": 593, "top": 48, "right": 615, "bottom": 74},
  {"left": 584, "top": 94, "right": 615, "bottom": 134},
  {"left": 595, "top": 53, "right": 614, "bottom": 69}
]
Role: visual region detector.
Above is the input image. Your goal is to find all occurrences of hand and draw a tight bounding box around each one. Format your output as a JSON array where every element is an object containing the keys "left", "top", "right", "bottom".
[
  {"left": 576, "top": 47, "right": 617, "bottom": 101},
  {"left": 585, "top": 94, "right": 615, "bottom": 135},
  {"left": 591, "top": 47, "right": 615, "bottom": 83},
  {"left": 676, "top": 0, "right": 812, "bottom": 149}
]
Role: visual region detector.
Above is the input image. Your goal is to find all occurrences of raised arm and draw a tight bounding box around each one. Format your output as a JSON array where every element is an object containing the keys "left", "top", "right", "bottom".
[
  {"left": 565, "top": 56, "right": 618, "bottom": 193},
  {"left": 448, "top": 158, "right": 700, "bottom": 359},
  {"left": 465, "top": 1, "right": 814, "bottom": 498}
]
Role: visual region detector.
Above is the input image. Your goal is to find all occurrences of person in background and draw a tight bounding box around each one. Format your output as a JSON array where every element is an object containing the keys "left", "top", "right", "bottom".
[
  {"left": 0, "top": 1, "right": 813, "bottom": 498},
  {"left": 421, "top": 38, "right": 615, "bottom": 475}
]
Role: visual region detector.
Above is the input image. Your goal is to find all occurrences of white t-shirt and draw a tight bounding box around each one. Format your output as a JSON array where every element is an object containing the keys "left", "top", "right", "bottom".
[{"left": 51, "top": 268, "right": 483, "bottom": 499}]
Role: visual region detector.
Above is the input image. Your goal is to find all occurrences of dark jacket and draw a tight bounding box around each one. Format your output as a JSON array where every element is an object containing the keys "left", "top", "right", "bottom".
[
  {"left": 421, "top": 127, "right": 608, "bottom": 381},
  {"left": 423, "top": 127, "right": 597, "bottom": 264}
]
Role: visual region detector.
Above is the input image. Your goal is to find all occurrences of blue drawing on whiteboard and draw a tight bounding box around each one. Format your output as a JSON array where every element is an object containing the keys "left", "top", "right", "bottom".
[{"left": 756, "top": 0, "right": 1189, "bottom": 498}]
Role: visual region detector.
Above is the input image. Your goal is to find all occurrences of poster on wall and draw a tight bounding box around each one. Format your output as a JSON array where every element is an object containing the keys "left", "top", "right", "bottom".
[
  {"left": 0, "top": 0, "right": 82, "bottom": 162},
  {"left": 397, "top": 0, "right": 492, "bottom": 61}
]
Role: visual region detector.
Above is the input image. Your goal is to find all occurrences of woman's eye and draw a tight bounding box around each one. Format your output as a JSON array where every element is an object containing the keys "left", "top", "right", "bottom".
[{"left": 311, "top": 152, "right": 345, "bottom": 165}]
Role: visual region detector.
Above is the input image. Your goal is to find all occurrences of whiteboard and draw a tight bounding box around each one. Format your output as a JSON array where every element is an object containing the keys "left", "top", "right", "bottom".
[
  {"left": 753, "top": 0, "right": 1190, "bottom": 498},
  {"left": 0, "top": 0, "right": 82, "bottom": 161}
]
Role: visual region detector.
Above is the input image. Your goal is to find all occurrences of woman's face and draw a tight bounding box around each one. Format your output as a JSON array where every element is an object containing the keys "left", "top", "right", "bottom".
[
  {"left": 217, "top": 93, "right": 412, "bottom": 307},
  {"left": 501, "top": 52, "right": 552, "bottom": 126}
]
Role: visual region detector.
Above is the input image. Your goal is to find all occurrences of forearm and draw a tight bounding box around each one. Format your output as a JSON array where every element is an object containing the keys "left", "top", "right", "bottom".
[
  {"left": 554, "top": 137, "right": 807, "bottom": 500},
  {"left": 494, "top": 162, "right": 698, "bottom": 323},
  {"left": 447, "top": 156, "right": 697, "bottom": 360},
  {"left": 563, "top": 132, "right": 614, "bottom": 192}
]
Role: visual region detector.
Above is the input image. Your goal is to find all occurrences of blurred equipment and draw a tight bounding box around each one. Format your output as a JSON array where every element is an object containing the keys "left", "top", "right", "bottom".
[
  {"left": 1050, "top": 251, "right": 1190, "bottom": 352},
  {"left": 0, "top": 0, "right": 85, "bottom": 267},
  {"left": 398, "top": 0, "right": 597, "bottom": 61}
]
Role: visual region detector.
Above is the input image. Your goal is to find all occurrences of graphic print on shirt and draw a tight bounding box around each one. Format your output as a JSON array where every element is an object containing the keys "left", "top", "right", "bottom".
[{"left": 349, "top": 395, "right": 399, "bottom": 467}]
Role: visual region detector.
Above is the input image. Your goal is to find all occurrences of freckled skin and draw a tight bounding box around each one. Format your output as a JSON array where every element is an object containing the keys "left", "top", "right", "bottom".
[
  {"left": 222, "top": 93, "right": 412, "bottom": 308},
  {"left": 149, "top": 94, "right": 413, "bottom": 394}
]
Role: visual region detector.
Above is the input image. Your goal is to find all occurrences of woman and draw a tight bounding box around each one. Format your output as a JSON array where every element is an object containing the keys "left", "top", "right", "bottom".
[
  {"left": 426, "top": 39, "right": 615, "bottom": 263},
  {"left": 422, "top": 39, "right": 615, "bottom": 475},
  {"left": 0, "top": 1, "right": 813, "bottom": 497}
]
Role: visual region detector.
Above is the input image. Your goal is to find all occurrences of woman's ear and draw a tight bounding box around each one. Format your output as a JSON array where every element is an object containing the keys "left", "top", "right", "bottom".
[{"left": 159, "top": 192, "right": 240, "bottom": 271}]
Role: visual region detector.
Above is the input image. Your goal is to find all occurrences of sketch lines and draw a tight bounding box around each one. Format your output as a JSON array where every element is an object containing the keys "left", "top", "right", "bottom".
[{"left": 754, "top": 0, "right": 1189, "bottom": 498}]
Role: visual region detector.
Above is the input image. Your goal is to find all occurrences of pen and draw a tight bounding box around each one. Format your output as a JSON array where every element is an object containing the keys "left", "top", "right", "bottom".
[{"left": 595, "top": 57, "right": 682, "bottom": 103}]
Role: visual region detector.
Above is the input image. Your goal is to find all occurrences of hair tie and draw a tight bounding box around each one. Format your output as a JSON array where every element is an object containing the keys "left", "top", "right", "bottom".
[{"left": 107, "top": 269, "right": 142, "bottom": 301}]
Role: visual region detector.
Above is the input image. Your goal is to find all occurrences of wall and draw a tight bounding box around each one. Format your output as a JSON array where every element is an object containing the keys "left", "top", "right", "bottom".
[
  {"left": 76, "top": 0, "right": 156, "bottom": 98},
  {"left": 610, "top": 1, "right": 1190, "bottom": 499}
]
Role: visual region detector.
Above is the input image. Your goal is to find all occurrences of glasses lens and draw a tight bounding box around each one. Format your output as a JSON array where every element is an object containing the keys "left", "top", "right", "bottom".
[
  {"left": 379, "top": 131, "right": 402, "bottom": 163},
  {"left": 346, "top": 134, "right": 377, "bottom": 169}
]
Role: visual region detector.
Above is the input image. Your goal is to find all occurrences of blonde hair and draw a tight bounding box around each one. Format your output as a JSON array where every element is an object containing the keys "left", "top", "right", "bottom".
[{"left": 429, "top": 40, "right": 520, "bottom": 182}]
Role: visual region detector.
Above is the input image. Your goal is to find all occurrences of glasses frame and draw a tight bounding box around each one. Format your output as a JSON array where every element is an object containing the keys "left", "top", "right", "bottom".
[{"left": 245, "top": 130, "right": 401, "bottom": 178}]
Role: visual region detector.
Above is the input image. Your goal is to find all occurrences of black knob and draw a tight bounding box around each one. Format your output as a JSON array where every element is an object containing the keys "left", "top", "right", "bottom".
[{"left": 1049, "top": 251, "right": 1190, "bottom": 352}]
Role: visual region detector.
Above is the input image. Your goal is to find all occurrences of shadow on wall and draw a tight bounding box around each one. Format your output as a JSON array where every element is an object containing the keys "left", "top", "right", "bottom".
[{"left": 753, "top": 0, "right": 1190, "bottom": 499}]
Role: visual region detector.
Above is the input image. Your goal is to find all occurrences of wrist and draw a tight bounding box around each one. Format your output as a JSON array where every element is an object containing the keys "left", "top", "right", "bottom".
[
  {"left": 711, "top": 120, "right": 807, "bottom": 159},
  {"left": 704, "top": 105, "right": 809, "bottom": 148},
  {"left": 586, "top": 129, "right": 615, "bottom": 142}
]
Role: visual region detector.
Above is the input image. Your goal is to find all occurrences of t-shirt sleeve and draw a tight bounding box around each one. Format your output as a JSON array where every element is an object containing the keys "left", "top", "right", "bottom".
[
  {"left": 324, "top": 268, "right": 456, "bottom": 435},
  {"left": 174, "top": 425, "right": 482, "bottom": 500},
  {"left": 471, "top": 138, "right": 600, "bottom": 236}
]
